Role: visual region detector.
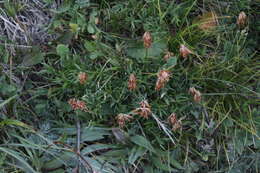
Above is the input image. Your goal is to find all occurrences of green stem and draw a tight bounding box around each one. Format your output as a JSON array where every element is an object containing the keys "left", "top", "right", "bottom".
[
  {"left": 145, "top": 48, "right": 148, "bottom": 59},
  {"left": 76, "top": 115, "right": 81, "bottom": 172}
]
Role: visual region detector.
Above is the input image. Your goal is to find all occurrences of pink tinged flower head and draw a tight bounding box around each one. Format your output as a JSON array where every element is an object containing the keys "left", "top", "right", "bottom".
[
  {"left": 68, "top": 98, "right": 88, "bottom": 111},
  {"left": 133, "top": 100, "right": 152, "bottom": 119},
  {"left": 128, "top": 74, "right": 137, "bottom": 91},
  {"left": 78, "top": 72, "right": 87, "bottom": 84},
  {"left": 180, "top": 44, "right": 192, "bottom": 58},
  {"left": 189, "top": 87, "right": 202, "bottom": 103},
  {"left": 143, "top": 31, "right": 152, "bottom": 49},
  {"left": 237, "top": 11, "right": 247, "bottom": 27},
  {"left": 155, "top": 70, "right": 170, "bottom": 91},
  {"left": 168, "top": 113, "right": 182, "bottom": 131},
  {"left": 116, "top": 113, "right": 133, "bottom": 128}
]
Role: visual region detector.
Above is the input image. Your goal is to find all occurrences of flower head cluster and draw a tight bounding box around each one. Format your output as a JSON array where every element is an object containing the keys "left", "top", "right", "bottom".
[
  {"left": 68, "top": 98, "right": 88, "bottom": 112},
  {"left": 168, "top": 113, "right": 182, "bottom": 131},
  {"left": 128, "top": 74, "right": 137, "bottom": 91},
  {"left": 155, "top": 70, "right": 170, "bottom": 91},
  {"left": 95, "top": 17, "right": 100, "bottom": 25},
  {"left": 189, "top": 87, "right": 202, "bottom": 103},
  {"left": 143, "top": 31, "right": 152, "bottom": 49},
  {"left": 116, "top": 113, "right": 133, "bottom": 128},
  {"left": 78, "top": 72, "right": 87, "bottom": 84},
  {"left": 237, "top": 11, "right": 247, "bottom": 27},
  {"left": 133, "top": 100, "right": 152, "bottom": 119},
  {"left": 179, "top": 44, "right": 192, "bottom": 58}
]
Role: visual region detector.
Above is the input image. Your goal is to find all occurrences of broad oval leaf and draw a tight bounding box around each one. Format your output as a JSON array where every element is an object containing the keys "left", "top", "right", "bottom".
[
  {"left": 56, "top": 44, "right": 69, "bottom": 58},
  {"left": 130, "top": 135, "right": 155, "bottom": 153},
  {"left": 164, "top": 57, "right": 177, "bottom": 68}
]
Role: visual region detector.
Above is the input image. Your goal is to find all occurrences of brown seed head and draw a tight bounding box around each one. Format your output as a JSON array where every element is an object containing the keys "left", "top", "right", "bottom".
[
  {"left": 68, "top": 98, "right": 87, "bottom": 111},
  {"left": 180, "top": 44, "right": 192, "bottom": 58},
  {"left": 193, "top": 90, "right": 201, "bottom": 103},
  {"left": 168, "top": 113, "right": 177, "bottom": 125},
  {"left": 143, "top": 31, "right": 152, "bottom": 49},
  {"left": 116, "top": 113, "right": 133, "bottom": 128},
  {"left": 189, "top": 87, "right": 202, "bottom": 103},
  {"left": 237, "top": 11, "right": 247, "bottom": 27},
  {"left": 172, "top": 120, "right": 182, "bottom": 131},
  {"left": 140, "top": 100, "right": 151, "bottom": 109},
  {"left": 168, "top": 113, "right": 182, "bottom": 131},
  {"left": 78, "top": 72, "right": 87, "bottom": 84},
  {"left": 189, "top": 87, "right": 196, "bottom": 95},
  {"left": 95, "top": 17, "right": 100, "bottom": 25},
  {"left": 155, "top": 70, "right": 170, "bottom": 91},
  {"left": 91, "top": 34, "right": 98, "bottom": 40},
  {"left": 128, "top": 74, "right": 137, "bottom": 91},
  {"left": 164, "top": 51, "right": 174, "bottom": 61},
  {"left": 133, "top": 100, "right": 151, "bottom": 119}
]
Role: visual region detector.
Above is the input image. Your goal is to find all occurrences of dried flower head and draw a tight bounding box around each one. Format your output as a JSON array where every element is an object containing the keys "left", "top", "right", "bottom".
[
  {"left": 168, "top": 113, "right": 182, "bottom": 131},
  {"left": 237, "top": 11, "right": 247, "bottom": 27},
  {"left": 172, "top": 120, "right": 182, "bottom": 131},
  {"left": 78, "top": 72, "right": 87, "bottom": 84},
  {"left": 179, "top": 44, "right": 192, "bottom": 58},
  {"left": 189, "top": 87, "right": 196, "bottom": 95},
  {"left": 155, "top": 70, "right": 170, "bottom": 91},
  {"left": 68, "top": 98, "right": 87, "bottom": 111},
  {"left": 143, "top": 31, "right": 152, "bottom": 49},
  {"left": 133, "top": 100, "right": 151, "bottom": 119},
  {"left": 140, "top": 100, "right": 150, "bottom": 108},
  {"left": 189, "top": 87, "right": 202, "bottom": 103},
  {"left": 116, "top": 113, "right": 133, "bottom": 128},
  {"left": 95, "top": 17, "right": 100, "bottom": 25},
  {"left": 128, "top": 74, "right": 137, "bottom": 91},
  {"left": 164, "top": 51, "right": 174, "bottom": 61},
  {"left": 193, "top": 91, "right": 201, "bottom": 103},
  {"left": 91, "top": 34, "right": 98, "bottom": 40},
  {"left": 168, "top": 113, "right": 177, "bottom": 125}
]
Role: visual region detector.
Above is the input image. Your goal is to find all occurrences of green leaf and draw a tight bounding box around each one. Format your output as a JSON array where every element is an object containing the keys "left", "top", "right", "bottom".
[
  {"left": 22, "top": 47, "right": 45, "bottom": 66},
  {"left": 89, "top": 52, "right": 102, "bottom": 60},
  {"left": 81, "top": 127, "right": 111, "bottom": 142},
  {"left": 0, "top": 147, "right": 37, "bottom": 173},
  {"left": 56, "top": 44, "right": 69, "bottom": 58},
  {"left": 164, "top": 57, "right": 177, "bottom": 68},
  {"left": 103, "top": 149, "right": 128, "bottom": 158},
  {"left": 128, "top": 147, "right": 146, "bottom": 164},
  {"left": 84, "top": 41, "right": 96, "bottom": 51},
  {"left": 83, "top": 156, "right": 117, "bottom": 172},
  {"left": 0, "top": 119, "right": 32, "bottom": 130},
  {"left": 76, "top": 0, "right": 90, "bottom": 7},
  {"left": 151, "top": 157, "right": 175, "bottom": 171},
  {"left": 87, "top": 24, "right": 95, "bottom": 34},
  {"left": 50, "top": 1, "right": 71, "bottom": 13},
  {"left": 81, "top": 144, "right": 117, "bottom": 155},
  {"left": 130, "top": 135, "right": 155, "bottom": 153},
  {"left": 54, "top": 126, "right": 111, "bottom": 142},
  {"left": 170, "top": 158, "right": 183, "bottom": 169},
  {"left": 56, "top": 31, "right": 74, "bottom": 44},
  {"left": 42, "top": 151, "right": 75, "bottom": 169},
  {"left": 69, "top": 23, "right": 78, "bottom": 33},
  {"left": 0, "top": 95, "right": 18, "bottom": 109},
  {"left": 126, "top": 40, "right": 167, "bottom": 60}
]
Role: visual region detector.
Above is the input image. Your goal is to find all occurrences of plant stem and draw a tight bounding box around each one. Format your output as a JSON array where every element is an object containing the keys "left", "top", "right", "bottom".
[
  {"left": 145, "top": 48, "right": 148, "bottom": 59},
  {"left": 76, "top": 116, "right": 81, "bottom": 172}
]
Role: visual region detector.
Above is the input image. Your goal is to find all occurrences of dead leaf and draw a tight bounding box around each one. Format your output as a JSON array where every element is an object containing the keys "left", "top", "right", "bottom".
[{"left": 194, "top": 11, "right": 218, "bottom": 31}]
